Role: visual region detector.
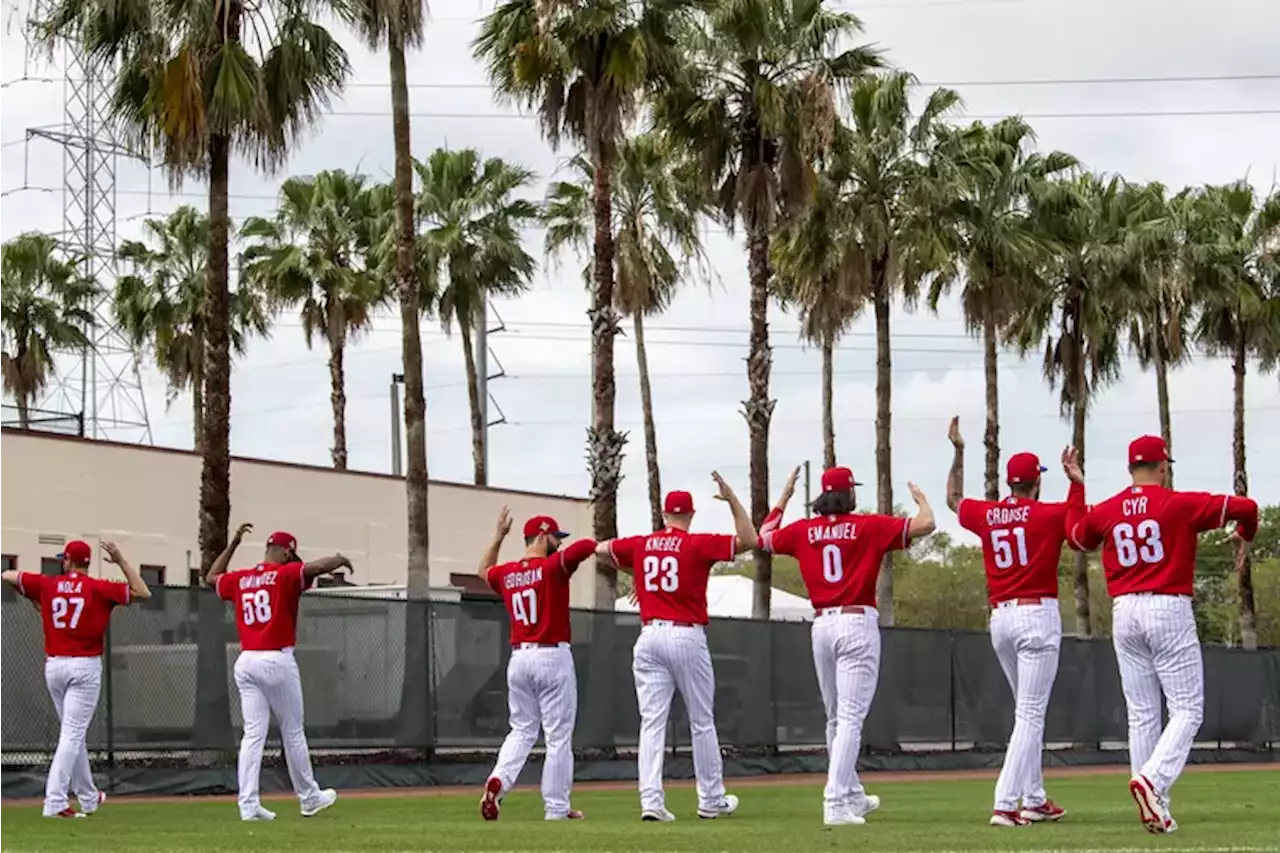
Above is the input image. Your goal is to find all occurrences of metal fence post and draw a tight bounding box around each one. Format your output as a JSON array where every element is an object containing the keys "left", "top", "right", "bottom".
[
  {"left": 104, "top": 621, "right": 116, "bottom": 780},
  {"left": 948, "top": 631, "right": 957, "bottom": 752}
]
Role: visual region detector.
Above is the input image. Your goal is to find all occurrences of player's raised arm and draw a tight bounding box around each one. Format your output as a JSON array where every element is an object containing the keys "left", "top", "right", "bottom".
[
  {"left": 557, "top": 538, "right": 599, "bottom": 574},
  {"left": 711, "top": 471, "right": 758, "bottom": 554},
  {"left": 946, "top": 416, "right": 965, "bottom": 512},
  {"left": 1184, "top": 490, "right": 1260, "bottom": 540},
  {"left": 906, "top": 482, "right": 937, "bottom": 538},
  {"left": 595, "top": 539, "right": 634, "bottom": 575},
  {"left": 762, "top": 465, "right": 802, "bottom": 535},
  {"left": 205, "top": 522, "right": 253, "bottom": 587},
  {"left": 0, "top": 570, "right": 18, "bottom": 588},
  {"left": 102, "top": 541, "right": 152, "bottom": 601},
  {"left": 302, "top": 553, "right": 353, "bottom": 581},
  {"left": 478, "top": 505, "right": 513, "bottom": 576},
  {"left": 1060, "top": 446, "right": 1088, "bottom": 543},
  {"left": 1069, "top": 507, "right": 1105, "bottom": 552}
]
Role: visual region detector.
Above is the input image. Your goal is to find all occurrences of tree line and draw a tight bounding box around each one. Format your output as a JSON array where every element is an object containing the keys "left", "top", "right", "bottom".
[{"left": 2, "top": 0, "right": 1278, "bottom": 649}]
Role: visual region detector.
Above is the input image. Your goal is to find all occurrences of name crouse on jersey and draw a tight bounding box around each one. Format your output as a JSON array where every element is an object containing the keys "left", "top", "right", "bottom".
[
  {"left": 1070, "top": 485, "right": 1259, "bottom": 597},
  {"left": 761, "top": 511, "right": 912, "bottom": 609},
  {"left": 16, "top": 572, "right": 129, "bottom": 657},
  {"left": 609, "top": 528, "right": 736, "bottom": 624},
  {"left": 486, "top": 539, "right": 596, "bottom": 645},
  {"left": 958, "top": 482, "right": 1085, "bottom": 606},
  {"left": 216, "top": 562, "right": 311, "bottom": 651}
]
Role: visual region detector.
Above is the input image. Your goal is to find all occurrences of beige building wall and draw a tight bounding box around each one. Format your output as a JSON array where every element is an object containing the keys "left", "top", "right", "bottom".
[{"left": 0, "top": 430, "right": 599, "bottom": 607}]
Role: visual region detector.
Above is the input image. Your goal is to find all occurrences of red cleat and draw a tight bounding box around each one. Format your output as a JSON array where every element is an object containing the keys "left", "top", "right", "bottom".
[
  {"left": 480, "top": 777, "right": 503, "bottom": 822},
  {"left": 990, "top": 809, "right": 1031, "bottom": 827},
  {"left": 1020, "top": 800, "right": 1066, "bottom": 822},
  {"left": 47, "top": 808, "right": 80, "bottom": 819},
  {"left": 566, "top": 809, "right": 584, "bottom": 820}
]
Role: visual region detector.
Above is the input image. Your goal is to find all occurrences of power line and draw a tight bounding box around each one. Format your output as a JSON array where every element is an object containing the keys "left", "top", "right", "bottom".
[{"left": 323, "top": 107, "right": 1280, "bottom": 122}]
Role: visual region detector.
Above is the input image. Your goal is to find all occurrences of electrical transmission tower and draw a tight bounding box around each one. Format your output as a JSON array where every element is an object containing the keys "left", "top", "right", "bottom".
[{"left": 18, "top": 1, "right": 152, "bottom": 443}]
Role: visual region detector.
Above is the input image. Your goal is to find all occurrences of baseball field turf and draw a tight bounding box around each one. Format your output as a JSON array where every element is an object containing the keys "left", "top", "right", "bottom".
[{"left": 2, "top": 768, "right": 1276, "bottom": 853}]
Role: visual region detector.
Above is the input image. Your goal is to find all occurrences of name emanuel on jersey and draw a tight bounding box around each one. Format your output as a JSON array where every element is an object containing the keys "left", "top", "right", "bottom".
[{"left": 807, "top": 520, "right": 858, "bottom": 543}]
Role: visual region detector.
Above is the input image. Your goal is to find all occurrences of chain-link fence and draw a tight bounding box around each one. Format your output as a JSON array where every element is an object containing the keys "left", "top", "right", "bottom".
[{"left": 3, "top": 588, "right": 1278, "bottom": 766}]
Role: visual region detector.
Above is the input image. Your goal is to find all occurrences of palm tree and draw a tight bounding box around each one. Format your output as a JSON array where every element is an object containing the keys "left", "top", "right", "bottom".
[
  {"left": 351, "top": 0, "right": 431, "bottom": 599},
  {"left": 1, "top": 233, "right": 97, "bottom": 427},
  {"left": 41, "top": 0, "right": 352, "bottom": 752},
  {"left": 415, "top": 148, "right": 539, "bottom": 486},
  {"left": 1125, "top": 182, "right": 1193, "bottom": 482},
  {"left": 544, "top": 136, "right": 710, "bottom": 530},
  {"left": 1187, "top": 181, "right": 1280, "bottom": 650},
  {"left": 240, "top": 172, "right": 391, "bottom": 470},
  {"left": 656, "top": 0, "right": 882, "bottom": 618},
  {"left": 116, "top": 207, "right": 268, "bottom": 447},
  {"left": 802, "top": 73, "right": 960, "bottom": 625},
  {"left": 931, "top": 118, "right": 1077, "bottom": 500},
  {"left": 1016, "top": 174, "right": 1153, "bottom": 636},
  {"left": 475, "top": 0, "right": 686, "bottom": 605},
  {"left": 771, "top": 161, "right": 865, "bottom": 470}
]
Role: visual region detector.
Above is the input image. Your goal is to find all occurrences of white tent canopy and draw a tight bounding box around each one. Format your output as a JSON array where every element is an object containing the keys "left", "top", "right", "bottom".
[{"left": 615, "top": 574, "right": 814, "bottom": 622}]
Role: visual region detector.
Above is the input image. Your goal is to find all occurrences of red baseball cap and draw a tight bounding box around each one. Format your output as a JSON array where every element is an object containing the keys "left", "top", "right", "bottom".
[
  {"left": 1129, "top": 435, "right": 1173, "bottom": 465},
  {"left": 663, "top": 490, "right": 694, "bottom": 515},
  {"left": 57, "top": 540, "right": 92, "bottom": 564},
  {"left": 1006, "top": 452, "right": 1048, "bottom": 485},
  {"left": 523, "top": 515, "right": 569, "bottom": 540},
  {"left": 267, "top": 531, "right": 298, "bottom": 552},
  {"left": 821, "top": 466, "right": 862, "bottom": 492}
]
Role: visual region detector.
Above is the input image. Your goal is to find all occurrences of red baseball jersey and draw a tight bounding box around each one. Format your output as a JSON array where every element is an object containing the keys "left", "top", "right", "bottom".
[
  {"left": 762, "top": 513, "right": 912, "bottom": 609},
  {"left": 216, "top": 561, "right": 311, "bottom": 651},
  {"left": 1070, "top": 485, "right": 1258, "bottom": 597},
  {"left": 486, "top": 539, "right": 596, "bottom": 646},
  {"left": 958, "top": 482, "right": 1086, "bottom": 606},
  {"left": 609, "top": 528, "right": 736, "bottom": 624},
  {"left": 17, "top": 571, "right": 129, "bottom": 657}
]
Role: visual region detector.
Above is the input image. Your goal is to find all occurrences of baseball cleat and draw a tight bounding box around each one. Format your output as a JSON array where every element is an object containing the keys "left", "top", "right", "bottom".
[
  {"left": 824, "top": 806, "right": 866, "bottom": 827},
  {"left": 642, "top": 807, "right": 676, "bottom": 822},
  {"left": 546, "top": 809, "right": 585, "bottom": 820},
  {"left": 1020, "top": 799, "right": 1066, "bottom": 822},
  {"left": 1129, "top": 775, "right": 1174, "bottom": 834},
  {"left": 990, "top": 809, "right": 1031, "bottom": 827},
  {"left": 81, "top": 791, "right": 107, "bottom": 816},
  {"left": 480, "top": 777, "right": 503, "bottom": 821},
  {"left": 301, "top": 788, "right": 337, "bottom": 817},
  {"left": 241, "top": 806, "right": 277, "bottom": 821},
  {"left": 46, "top": 808, "right": 83, "bottom": 818},
  {"left": 697, "top": 793, "right": 739, "bottom": 819},
  {"left": 851, "top": 793, "right": 881, "bottom": 818}
]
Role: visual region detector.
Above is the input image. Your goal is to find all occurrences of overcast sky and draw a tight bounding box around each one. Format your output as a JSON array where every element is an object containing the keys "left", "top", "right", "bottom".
[{"left": 3, "top": 0, "right": 1279, "bottom": 544}]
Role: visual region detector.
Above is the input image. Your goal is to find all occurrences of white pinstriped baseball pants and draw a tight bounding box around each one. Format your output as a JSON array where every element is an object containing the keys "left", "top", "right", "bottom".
[
  {"left": 989, "top": 599, "right": 1061, "bottom": 811},
  {"left": 632, "top": 623, "right": 726, "bottom": 812},
  {"left": 488, "top": 644, "right": 578, "bottom": 818},
  {"left": 43, "top": 656, "right": 103, "bottom": 816},
  {"left": 811, "top": 609, "right": 880, "bottom": 809},
  {"left": 1113, "top": 594, "right": 1203, "bottom": 796}
]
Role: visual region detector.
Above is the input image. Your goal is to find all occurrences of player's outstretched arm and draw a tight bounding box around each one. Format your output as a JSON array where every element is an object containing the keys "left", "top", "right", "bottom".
[
  {"left": 103, "top": 541, "right": 152, "bottom": 601},
  {"left": 762, "top": 465, "right": 802, "bottom": 535},
  {"left": 205, "top": 522, "right": 252, "bottom": 587},
  {"left": 906, "top": 482, "right": 937, "bottom": 538},
  {"left": 712, "top": 471, "right": 759, "bottom": 554},
  {"left": 478, "top": 505, "right": 512, "bottom": 575},
  {"left": 0, "top": 570, "right": 18, "bottom": 588},
  {"left": 594, "top": 541, "right": 631, "bottom": 575},
  {"left": 946, "top": 416, "right": 965, "bottom": 512},
  {"left": 303, "top": 553, "right": 352, "bottom": 580}
]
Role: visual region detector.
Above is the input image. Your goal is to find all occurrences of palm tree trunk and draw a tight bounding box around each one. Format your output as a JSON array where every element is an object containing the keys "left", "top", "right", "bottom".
[
  {"left": 872, "top": 256, "right": 894, "bottom": 626},
  {"left": 191, "top": 339, "right": 204, "bottom": 448},
  {"left": 821, "top": 330, "right": 836, "bottom": 470},
  {"left": 16, "top": 390, "right": 29, "bottom": 429},
  {"left": 192, "top": 129, "right": 235, "bottom": 753},
  {"left": 327, "top": 309, "right": 348, "bottom": 471},
  {"left": 1154, "top": 308, "right": 1173, "bottom": 488},
  {"left": 746, "top": 221, "right": 773, "bottom": 620},
  {"left": 1071, "top": 400, "right": 1091, "bottom": 637},
  {"left": 460, "top": 322, "right": 486, "bottom": 486},
  {"left": 589, "top": 154, "right": 622, "bottom": 608},
  {"left": 634, "top": 313, "right": 662, "bottom": 532},
  {"left": 1233, "top": 326, "right": 1256, "bottom": 650},
  {"left": 982, "top": 308, "right": 1000, "bottom": 501},
  {"left": 1066, "top": 284, "right": 1092, "bottom": 637}
]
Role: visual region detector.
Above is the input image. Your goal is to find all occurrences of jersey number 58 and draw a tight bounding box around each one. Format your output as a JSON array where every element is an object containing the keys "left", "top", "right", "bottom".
[{"left": 240, "top": 589, "right": 273, "bottom": 625}]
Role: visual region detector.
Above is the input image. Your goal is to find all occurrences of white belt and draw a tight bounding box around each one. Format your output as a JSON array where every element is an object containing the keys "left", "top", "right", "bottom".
[
  {"left": 515, "top": 641, "right": 569, "bottom": 650},
  {"left": 643, "top": 619, "right": 702, "bottom": 629},
  {"left": 993, "top": 597, "right": 1056, "bottom": 610}
]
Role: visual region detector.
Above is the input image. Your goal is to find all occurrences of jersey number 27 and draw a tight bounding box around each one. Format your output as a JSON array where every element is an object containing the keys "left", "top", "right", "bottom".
[{"left": 51, "top": 596, "right": 85, "bottom": 630}]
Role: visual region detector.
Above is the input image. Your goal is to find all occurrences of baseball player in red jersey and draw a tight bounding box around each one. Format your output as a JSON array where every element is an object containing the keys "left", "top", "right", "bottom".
[
  {"left": 479, "top": 507, "right": 597, "bottom": 822},
  {"left": 206, "top": 523, "right": 351, "bottom": 821},
  {"left": 1070, "top": 435, "right": 1257, "bottom": 834},
  {"left": 2, "top": 540, "right": 151, "bottom": 817},
  {"left": 759, "top": 466, "right": 936, "bottom": 826},
  {"left": 946, "top": 417, "right": 1085, "bottom": 827},
  {"left": 594, "top": 473, "right": 757, "bottom": 822}
]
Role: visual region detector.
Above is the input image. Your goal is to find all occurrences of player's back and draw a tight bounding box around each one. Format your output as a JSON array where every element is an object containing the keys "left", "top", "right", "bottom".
[
  {"left": 216, "top": 561, "right": 308, "bottom": 650},
  {"left": 766, "top": 512, "right": 911, "bottom": 609},
  {"left": 21, "top": 572, "right": 127, "bottom": 657},
  {"left": 489, "top": 556, "right": 573, "bottom": 645},
  {"left": 958, "top": 492, "right": 1077, "bottom": 605},
  {"left": 615, "top": 527, "right": 735, "bottom": 624},
  {"left": 1077, "top": 485, "right": 1219, "bottom": 597}
]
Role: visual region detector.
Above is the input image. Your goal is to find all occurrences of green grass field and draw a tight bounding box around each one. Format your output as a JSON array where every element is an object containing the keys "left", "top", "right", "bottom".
[{"left": 3, "top": 771, "right": 1277, "bottom": 853}]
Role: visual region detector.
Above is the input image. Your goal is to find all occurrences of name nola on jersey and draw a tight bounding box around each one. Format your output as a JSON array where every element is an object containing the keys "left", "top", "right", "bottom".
[
  {"left": 239, "top": 571, "right": 279, "bottom": 590},
  {"left": 986, "top": 505, "right": 1031, "bottom": 526},
  {"left": 807, "top": 521, "right": 857, "bottom": 543},
  {"left": 56, "top": 579, "right": 84, "bottom": 594},
  {"left": 504, "top": 566, "right": 543, "bottom": 590},
  {"left": 645, "top": 535, "right": 683, "bottom": 552}
]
